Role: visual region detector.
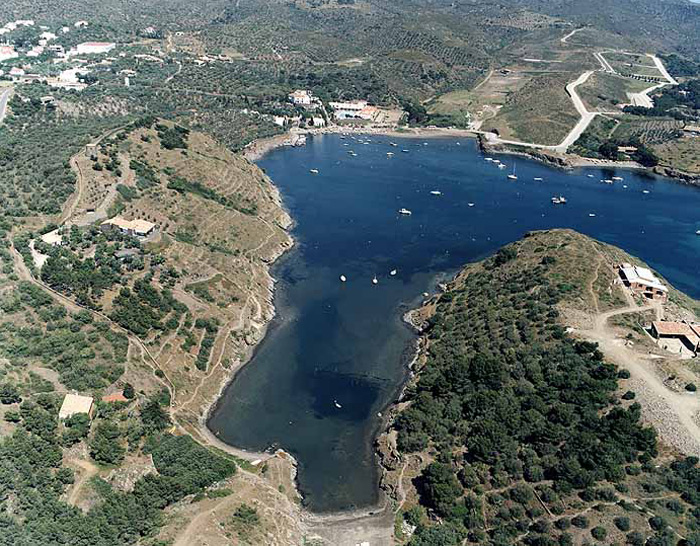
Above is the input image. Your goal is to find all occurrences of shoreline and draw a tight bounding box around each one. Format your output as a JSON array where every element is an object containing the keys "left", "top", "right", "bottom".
[{"left": 244, "top": 125, "right": 699, "bottom": 187}]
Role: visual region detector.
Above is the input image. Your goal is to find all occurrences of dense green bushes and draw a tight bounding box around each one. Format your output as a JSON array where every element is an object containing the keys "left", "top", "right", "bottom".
[{"left": 396, "top": 238, "right": 658, "bottom": 544}]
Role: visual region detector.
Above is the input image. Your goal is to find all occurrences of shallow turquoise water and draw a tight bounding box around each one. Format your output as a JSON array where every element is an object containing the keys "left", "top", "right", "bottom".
[{"left": 208, "top": 135, "right": 700, "bottom": 512}]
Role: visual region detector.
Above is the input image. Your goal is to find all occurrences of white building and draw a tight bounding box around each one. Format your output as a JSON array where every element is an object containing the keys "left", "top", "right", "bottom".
[
  {"left": 26, "top": 46, "right": 45, "bottom": 58},
  {"left": 40, "top": 228, "right": 62, "bottom": 245},
  {"left": 75, "top": 42, "right": 116, "bottom": 55},
  {"left": 289, "top": 89, "right": 313, "bottom": 106},
  {"left": 74, "top": 20, "right": 89, "bottom": 28},
  {"left": 617, "top": 263, "right": 668, "bottom": 301},
  {"left": 101, "top": 216, "right": 156, "bottom": 237},
  {"left": 329, "top": 99, "right": 369, "bottom": 120},
  {"left": 0, "top": 45, "right": 18, "bottom": 61},
  {"left": 59, "top": 393, "right": 94, "bottom": 420}
]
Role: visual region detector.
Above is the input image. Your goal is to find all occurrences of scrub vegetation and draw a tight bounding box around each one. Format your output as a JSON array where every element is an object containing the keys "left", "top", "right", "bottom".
[{"left": 392, "top": 230, "right": 700, "bottom": 546}]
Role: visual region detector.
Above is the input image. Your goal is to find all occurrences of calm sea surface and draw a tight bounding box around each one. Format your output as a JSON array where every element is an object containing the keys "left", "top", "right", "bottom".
[{"left": 208, "top": 135, "right": 700, "bottom": 512}]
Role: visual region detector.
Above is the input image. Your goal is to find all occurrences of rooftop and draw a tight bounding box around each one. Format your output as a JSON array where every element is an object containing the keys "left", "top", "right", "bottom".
[
  {"left": 102, "top": 216, "right": 156, "bottom": 234},
  {"left": 59, "top": 393, "right": 94, "bottom": 419},
  {"left": 619, "top": 264, "right": 667, "bottom": 292}
]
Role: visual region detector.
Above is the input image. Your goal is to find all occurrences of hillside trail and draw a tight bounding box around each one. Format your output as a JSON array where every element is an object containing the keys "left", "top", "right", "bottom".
[{"left": 66, "top": 458, "right": 99, "bottom": 507}]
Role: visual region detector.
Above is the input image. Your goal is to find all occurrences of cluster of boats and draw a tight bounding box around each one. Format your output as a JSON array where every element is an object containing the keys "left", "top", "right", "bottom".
[{"left": 339, "top": 268, "right": 398, "bottom": 285}]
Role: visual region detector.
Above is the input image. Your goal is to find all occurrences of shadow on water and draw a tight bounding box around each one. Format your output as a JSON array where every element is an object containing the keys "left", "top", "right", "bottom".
[{"left": 208, "top": 134, "right": 700, "bottom": 512}]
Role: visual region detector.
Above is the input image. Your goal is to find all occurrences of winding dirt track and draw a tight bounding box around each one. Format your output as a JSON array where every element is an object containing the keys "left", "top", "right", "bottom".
[{"left": 574, "top": 298, "right": 700, "bottom": 456}]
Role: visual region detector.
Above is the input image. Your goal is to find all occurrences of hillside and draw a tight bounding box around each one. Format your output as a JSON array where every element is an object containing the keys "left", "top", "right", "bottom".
[
  {"left": 382, "top": 229, "right": 700, "bottom": 546},
  {"left": 0, "top": 121, "right": 306, "bottom": 545}
]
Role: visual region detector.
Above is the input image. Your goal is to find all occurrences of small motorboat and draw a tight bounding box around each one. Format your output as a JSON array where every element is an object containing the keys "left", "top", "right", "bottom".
[
  {"left": 612, "top": 176, "right": 624, "bottom": 181},
  {"left": 430, "top": 190, "right": 442, "bottom": 196},
  {"left": 334, "top": 400, "right": 342, "bottom": 409},
  {"left": 603, "top": 179, "right": 613, "bottom": 184},
  {"left": 533, "top": 177, "right": 543, "bottom": 181},
  {"left": 387, "top": 152, "right": 394, "bottom": 156},
  {"left": 340, "top": 275, "right": 347, "bottom": 282},
  {"left": 468, "top": 203, "right": 475, "bottom": 207},
  {"left": 498, "top": 163, "right": 507, "bottom": 170},
  {"left": 623, "top": 185, "right": 628, "bottom": 189},
  {"left": 390, "top": 142, "right": 398, "bottom": 147},
  {"left": 551, "top": 196, "right": 567, "bottom": 205},
  {"left": 696, "top": 230, "right": 700, "bottom": 236},
  {"left": 642, "top": 190, "right": 650, "bottom": 194},
  {"left": 401, "top": 149, "right": 409, "bottom": 153},
  {"left": 310, "top": 169, "right": 319, "bottom": 174},
  {"left": 589, "top": 213, "right": 596, "bottom": 217},
  {"left": 587, "top": 174, "right": 595, "bottom": 178},
  {"left": 398, "top": 208, "right": 412, "bottom": 216},
  {"left": 390, "top": 269, "right": 397, "bottom": 276},
  {"left": 372, "top": 276, "right": 378, "bottom": 285},
  {"left": 485, "top": 157, "right": 494, "bottom": 162}
]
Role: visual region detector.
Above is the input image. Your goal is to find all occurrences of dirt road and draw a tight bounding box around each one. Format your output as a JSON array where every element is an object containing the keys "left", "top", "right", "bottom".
[{"left": 576, "top": 303, "right": 700, "bottom": 456}]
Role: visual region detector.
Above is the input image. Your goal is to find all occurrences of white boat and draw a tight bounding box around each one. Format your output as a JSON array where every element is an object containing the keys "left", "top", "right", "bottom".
[
  {"left": 372, "top": 276, "right": 378, "bottom": 285},
  {"left": 587, "top": 174, "right": 595, "bottom": 178},
  {"left": 612, "top": 176, "right": 624, "bottom": 181},
  {"left": 430, "top": 190, "right": 442, "bottom": 196},
  {"left": 696, "top": 230, "right": 700, "bottom": 235},
  {"left": 551, "top": 196, "right": 567, "bottom": 204},
  {"left": 334, "top": 400, "right": 342, "bottom": 408},
  {"left": 485, "top": 157, "right": 494, "bottom": 162},
  {"left": 350, "top": 152, "right": 358, "bottom": 157},
  {"left": 533, "top": 177, "right": 543, "bottom": 181},
  {"left": 589, "top": 213, "right": 596, "bottom": 217},
  {"left": 390, "top": 269, "right": 397, "bottom": 276},
  {"left": 498, "top": 163, "right": 507, "bottom": 169},
  {"left": 340, "top": 275, "right": 347, "bottom": 282},
  {"left": 603, "top": 179, "right": 613, "bottom": 184},
  {"left": 387, "top": 152, "right": 394, "bottom": 156},
  {"left": 402, "top": 149, "right": 409, "bottom": 153},
  {"left": 398, "top": 208, "right": 412, "bottom": 216},
  {"left": 623, "top": 185, "right": 628, "bottom": 189},
  {"left": 390, "top": 142, "right": 398, "bottom": 147},
  {"left": 310, "top": 169, "right": 319, "bottom": 174},
  {"left": 468, "top": 203, "right": 475, "bottom": 207},
  {"left": 507, "top": 165, "right": 518, "bottom": 180},
  {"left": 642, "top": 190, "right": 650, "bottom": 194}
]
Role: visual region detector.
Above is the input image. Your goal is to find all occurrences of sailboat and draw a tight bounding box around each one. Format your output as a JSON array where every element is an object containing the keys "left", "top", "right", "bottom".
[{"left": 507, "top": 164, "right": 518, "bottom": 180}]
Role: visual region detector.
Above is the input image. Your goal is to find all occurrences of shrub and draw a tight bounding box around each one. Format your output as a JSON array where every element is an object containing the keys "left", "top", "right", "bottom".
[
  {"left": 591, "top": 526, "right": 607, "bottom": 541},
  {"left": 614, "top": 516, "right": 631, "bottom": 531},
  {"left": 572, "top": 515, "right": 589, "bottom": 529}
]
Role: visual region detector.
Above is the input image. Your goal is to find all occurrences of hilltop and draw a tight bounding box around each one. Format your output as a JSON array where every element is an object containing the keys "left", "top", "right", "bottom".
[{"left": 381, "top": 229, "right": 700, "bottom": 546}]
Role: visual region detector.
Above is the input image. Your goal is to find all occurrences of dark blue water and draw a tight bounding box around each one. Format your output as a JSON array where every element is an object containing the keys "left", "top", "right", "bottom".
[{"left": 209, "top": 135, "right": 700, "bottom": 512}]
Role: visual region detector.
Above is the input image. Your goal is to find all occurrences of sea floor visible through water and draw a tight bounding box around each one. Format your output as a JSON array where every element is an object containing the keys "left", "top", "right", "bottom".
[{"left": 209, "top": 134, "right": 700, "bottom": 513}]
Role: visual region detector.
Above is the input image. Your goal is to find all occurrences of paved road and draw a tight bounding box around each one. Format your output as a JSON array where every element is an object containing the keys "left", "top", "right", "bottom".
[
  {"left": 0, "top": 88, "right": 12, "bottom": 123},
  {"left": 482, "top": 70, "right": 595, "bottom": 153},
  {"left": 628, "top": 54, "right": 678, "bottom": 108}
]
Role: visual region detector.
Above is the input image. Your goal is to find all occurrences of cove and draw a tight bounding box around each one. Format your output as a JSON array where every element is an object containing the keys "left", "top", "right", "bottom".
[{"left": 208, "top": 135, "right": 700, "bottom": 513}]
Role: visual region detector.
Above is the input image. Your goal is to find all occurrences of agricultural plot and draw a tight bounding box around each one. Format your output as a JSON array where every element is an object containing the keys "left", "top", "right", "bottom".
[
  {"left": 602, "top": 52, "right": 665, "bottom": 80},
  {"left": 612, "top": 117, "right": 684, "bottom": 145},
  {"left": 577, "top": 72, "right": 652, "bottom": 112},
  {"left": 654, "top": 136, "right": 700, "bottom": 174}
]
